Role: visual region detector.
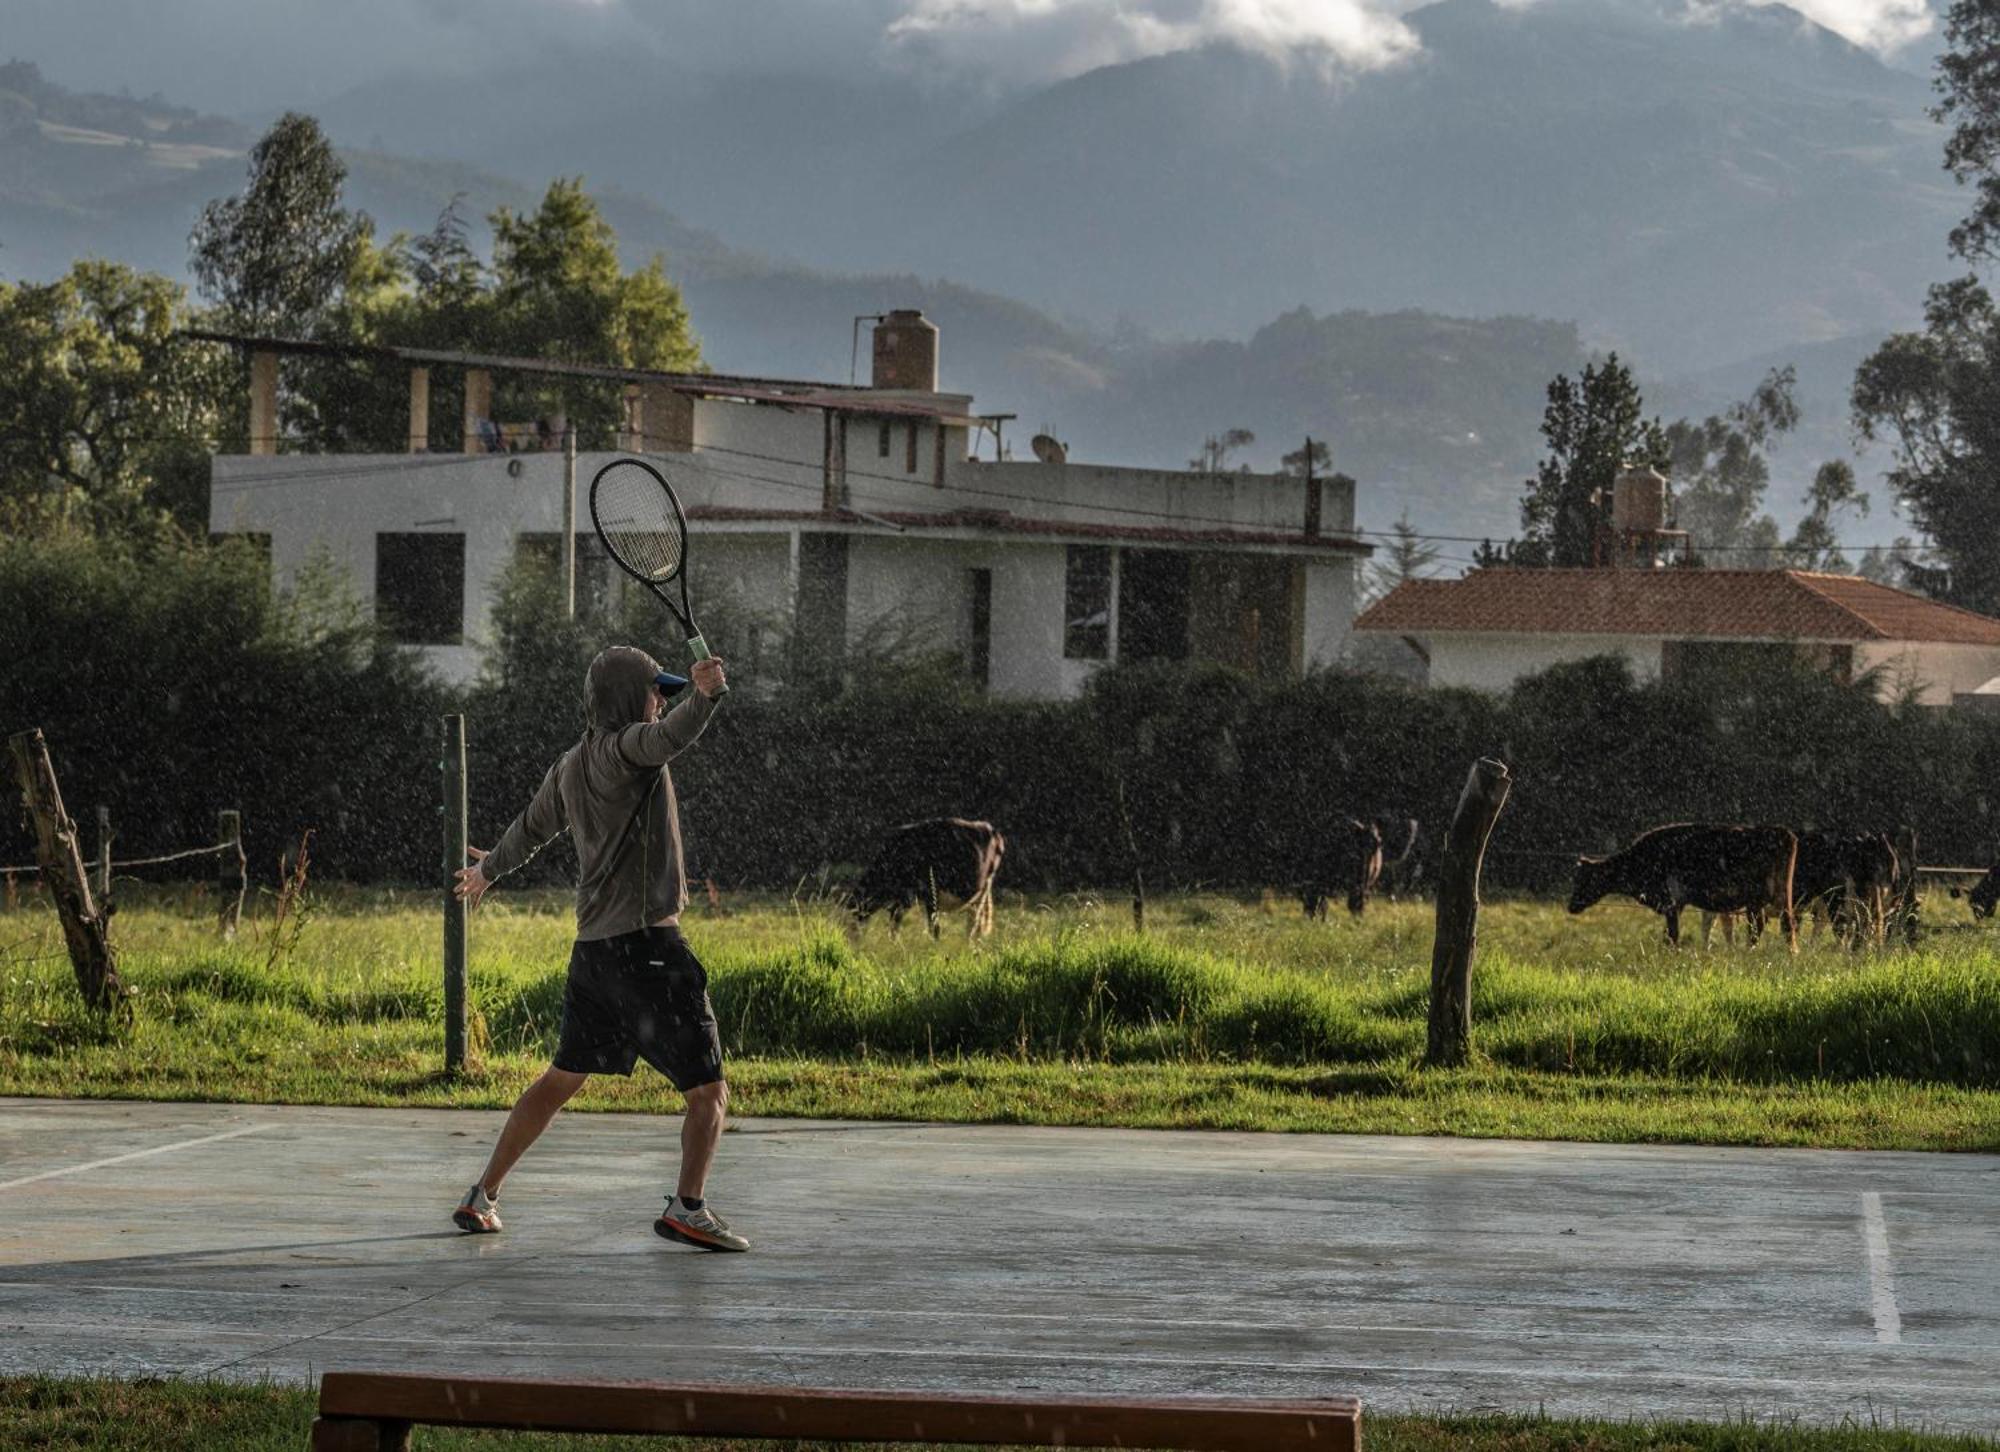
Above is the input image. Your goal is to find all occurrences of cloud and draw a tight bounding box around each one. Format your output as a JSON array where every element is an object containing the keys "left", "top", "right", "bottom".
[
  {"left": 1506, "top": 0, "right": 1938, "bottom": 56},
  {"left": 884, "top": 0, "right": 1422, "bottom": 85},
  {"left": 1774, "top": 0, "right": 1934, "bottom": 53}
]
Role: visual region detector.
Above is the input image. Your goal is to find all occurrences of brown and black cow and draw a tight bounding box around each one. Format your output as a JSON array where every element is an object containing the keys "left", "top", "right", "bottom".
[
  {"left": 851, "top": 818, "right": 1005, "bottom": 938},
  {"left": 1301, "top": 818, "right": 1384, "bottom": 919},
  {"left": 1570, "top": 822, "right": 1798, "bottom": 950}
]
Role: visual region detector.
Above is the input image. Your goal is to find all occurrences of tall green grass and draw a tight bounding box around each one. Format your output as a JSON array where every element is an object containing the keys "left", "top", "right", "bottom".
[{"left": 4, "top": 890, "right": 1995, "bottom": 1087}]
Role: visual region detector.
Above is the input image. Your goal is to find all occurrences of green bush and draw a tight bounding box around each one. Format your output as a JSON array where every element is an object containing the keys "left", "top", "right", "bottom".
[{"left": 10, "top": 529, "right": 2000, "bottom": 892}]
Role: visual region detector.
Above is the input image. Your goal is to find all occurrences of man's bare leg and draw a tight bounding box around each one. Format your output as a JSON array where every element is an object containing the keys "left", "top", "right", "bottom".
[
  {"left": 675, "top": 1079, "right": 729, "bottom": 1202},
  {"left": 477, "top": 1066, "right": 588, "bottom": 1196}
]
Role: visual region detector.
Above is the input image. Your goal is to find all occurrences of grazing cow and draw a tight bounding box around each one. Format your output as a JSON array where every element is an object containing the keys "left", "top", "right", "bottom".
[
  {"left": 1570, "top": 823, "right": 1798, "bottom": 950},
  {"left": 1302, "top": 818, "right": 1384, "bottom": 919},
  {"left": 1796, "top": 831, "right": 1899, "bottom": 945},
  {"left": 1704, "top": 831, "right": 1900, "bottom": 948},
  {"left": 851, "top": 818, "right": 1005, "bottom": 938},
  {"left": 1969, "top": 865, "right": 1999, "bottom": 921},
  {"left": 1374, "top": 815, "right": 1424, "bottom": 899}
]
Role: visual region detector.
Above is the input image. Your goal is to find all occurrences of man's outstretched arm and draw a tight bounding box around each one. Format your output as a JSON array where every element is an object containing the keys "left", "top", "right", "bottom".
[{"left": 457, "top": 761, "right": 566, "bottom": 906}]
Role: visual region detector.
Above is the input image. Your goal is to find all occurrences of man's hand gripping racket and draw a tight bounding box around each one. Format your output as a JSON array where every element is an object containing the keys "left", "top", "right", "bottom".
[{"left": 589, "top": 456, "right": 730, "bottom": 698}]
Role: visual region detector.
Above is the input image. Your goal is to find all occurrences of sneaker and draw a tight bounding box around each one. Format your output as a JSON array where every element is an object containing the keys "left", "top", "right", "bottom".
[
  {"left": 451, "top": 1182, "right": 502, "bottom": 1234},
  {"left": 654, "top": 1196, "right": 750, "bottom": 1252}
]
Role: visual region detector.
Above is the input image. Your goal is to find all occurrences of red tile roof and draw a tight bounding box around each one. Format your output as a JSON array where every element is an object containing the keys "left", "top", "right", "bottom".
[{"left": 1352, "top": 568, "right": 2000, "bottom": 645}]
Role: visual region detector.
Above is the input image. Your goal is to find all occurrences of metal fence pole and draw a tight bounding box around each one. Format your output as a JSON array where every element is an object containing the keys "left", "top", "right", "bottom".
[{"left": 442, "top": 714, "right": 468, "bottom": 1074}]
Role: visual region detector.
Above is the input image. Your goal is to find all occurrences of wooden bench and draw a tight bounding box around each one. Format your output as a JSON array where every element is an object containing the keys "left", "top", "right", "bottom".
[{"left": 310, "top": 1372, "right": 1362, "bottom": 1450}]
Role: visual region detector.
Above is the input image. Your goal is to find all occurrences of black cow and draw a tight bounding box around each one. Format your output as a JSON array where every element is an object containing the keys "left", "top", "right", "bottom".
[
  {"left": 1302, "top": 818, "right": 1384, "bottom": 919},
  {"left": 1970, "top": 865, "right": 1999, "bottom": 920},
  {"left": 1708, "top": 830, "right": 1900, "bottom": 948},
  {"left": 1375, "top": 815, "right": 1424, "bottom": 899},
  {"left": 851, "top": 818, "right": 1005, "bottom": 938},
  {"left": 1570, "top": 823, "right": 1798, "bottom": 950},
  {"left": 1796, "top": 831, "right": 1899, "bottom": 945}
]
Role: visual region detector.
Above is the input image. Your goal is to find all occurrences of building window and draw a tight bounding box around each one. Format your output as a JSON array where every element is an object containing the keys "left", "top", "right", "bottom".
[
  {"left": 1065, "top": 545, "right": 1112, "bottom": 659},
  {"left": 376, "top": 532, "right": 465, "bottom": 645},
  {"left": 878, "top": 420, "right": 892, "bottom": 458},
  {"left": 1118, "top": 549, "right": 1190, "bottom": 662},
  {"left": 968, "top": 567, "right": 992, "bottom": 689}
]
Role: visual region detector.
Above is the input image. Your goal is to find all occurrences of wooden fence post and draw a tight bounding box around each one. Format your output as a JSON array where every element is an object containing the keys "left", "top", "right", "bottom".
[
  {"left": 217, "top": 809, "right": 245, "bottom": 939},
  {"left": 1892, "top": 825, "right": 1921, "bottom": 945},
  {"left": 8, "top": 730, "right": 126, "bottom": 1013},
  {"left": 95, "top": 804, "right": 112, "bottom": 901},
  {"left": 442, "top": 714, "right": 468, "bottom": 1075},
  {"left": 1425, "top": 757, "right": 1513, "bottom": 1069}
]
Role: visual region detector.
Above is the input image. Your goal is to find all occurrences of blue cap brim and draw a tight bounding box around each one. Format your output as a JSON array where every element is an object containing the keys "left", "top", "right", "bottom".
[{"left": 654, "top": 671, "right": 689, "bottom": 694}]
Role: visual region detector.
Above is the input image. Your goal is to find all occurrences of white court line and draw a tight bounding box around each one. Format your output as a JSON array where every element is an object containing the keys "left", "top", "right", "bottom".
[
  {"left": 0, "top": 1123, "right": 272, "bottom": 1191},
  {"left": 1862, "top": 1190, "right": 1903, "bottom": 1344}
]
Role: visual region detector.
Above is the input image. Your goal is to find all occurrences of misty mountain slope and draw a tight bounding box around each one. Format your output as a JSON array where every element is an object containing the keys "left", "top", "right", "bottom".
[
  {"left": 0, "top": 56, "right": 1907, "bottom": 542},
  {"left": 866, "top": 0, "right": 1955, "bottom": 369},
  {"left": 314, "top": 58, "right": 981, "bottom": 275}
]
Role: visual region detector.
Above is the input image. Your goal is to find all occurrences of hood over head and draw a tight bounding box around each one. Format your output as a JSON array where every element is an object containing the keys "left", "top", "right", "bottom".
[{"left": 585, "top": 645, "right": 665, "bottom": 730}]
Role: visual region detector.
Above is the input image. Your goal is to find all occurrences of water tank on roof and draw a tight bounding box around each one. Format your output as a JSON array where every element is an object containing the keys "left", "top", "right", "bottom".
[
  {"left": 872, "top": 309, "right": 939, "bottom": 392},
  {"left": 1613, "top": 465, "right": 1668, "bottom": 534}
]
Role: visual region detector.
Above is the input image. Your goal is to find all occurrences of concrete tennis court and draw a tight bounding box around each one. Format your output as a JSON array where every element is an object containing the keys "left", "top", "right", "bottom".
[{"left": 1, "top": 1097, "right": 1995, "bottom": 1433}]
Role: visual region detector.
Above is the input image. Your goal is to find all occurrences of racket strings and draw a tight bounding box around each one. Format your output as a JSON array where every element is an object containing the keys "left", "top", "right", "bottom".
[{"left": 594, "top": 464, "right": 687, "bottom": 582}]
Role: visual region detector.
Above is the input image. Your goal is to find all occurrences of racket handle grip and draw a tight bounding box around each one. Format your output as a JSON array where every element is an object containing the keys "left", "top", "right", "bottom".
[{"left": 687, "top": 635, "right": 730, "bottom": 698}]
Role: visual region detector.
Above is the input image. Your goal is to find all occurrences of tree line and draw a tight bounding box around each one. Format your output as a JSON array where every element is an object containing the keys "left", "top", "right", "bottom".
[
  {"left": 5, "top": 532, "right": 1997, "bottom": 897},
  {"left": 1, "top": 112, "right": 702, "bottom": 536}
]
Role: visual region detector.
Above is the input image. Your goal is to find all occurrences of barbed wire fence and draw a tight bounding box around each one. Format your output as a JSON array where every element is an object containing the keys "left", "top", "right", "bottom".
[{"left": 2, "top": 807, "right": 247, "bottom": 937}]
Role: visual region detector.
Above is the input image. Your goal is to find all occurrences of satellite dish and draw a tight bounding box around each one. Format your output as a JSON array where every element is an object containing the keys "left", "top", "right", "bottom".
[{"left": 1031, "top": 434, "right": 1067, "bottom": 465}]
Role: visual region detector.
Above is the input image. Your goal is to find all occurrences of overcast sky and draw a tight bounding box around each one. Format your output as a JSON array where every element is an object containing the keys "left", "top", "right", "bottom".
[{"left": 7, "top": 0, "right": 1940, "bottom": 117}]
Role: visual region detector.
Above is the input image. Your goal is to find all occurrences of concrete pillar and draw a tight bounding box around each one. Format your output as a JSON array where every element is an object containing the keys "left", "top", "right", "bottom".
[
  {"left": 248, "top": 350, "right": 278, "bottom": 456},
  {"left": 408, "top": 368, "right": 429, "bottom": 453},
  {"left": 462, "top": 369, "right": 492, "bottom": 454},
  {"left": 618, "top": 384, "right": 643, "bottom": 451}
]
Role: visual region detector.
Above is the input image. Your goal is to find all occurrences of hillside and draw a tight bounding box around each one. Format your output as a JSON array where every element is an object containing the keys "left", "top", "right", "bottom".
[
  {"left": 0, "top": 55, "right": 1900, "bottom": 541},
  {"left": 297, "top": 0, "right": 1958, "bottom": 377}
]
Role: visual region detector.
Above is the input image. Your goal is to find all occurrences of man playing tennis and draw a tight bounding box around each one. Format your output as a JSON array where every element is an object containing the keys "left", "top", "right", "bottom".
[{"left": 447, "top": 644, "right": 747, "bottom": 1252}]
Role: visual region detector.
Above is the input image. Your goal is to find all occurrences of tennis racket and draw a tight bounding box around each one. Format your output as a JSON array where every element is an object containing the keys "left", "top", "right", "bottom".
[{"left": 589, "top": 456, "right": 729, "bottom": 698}]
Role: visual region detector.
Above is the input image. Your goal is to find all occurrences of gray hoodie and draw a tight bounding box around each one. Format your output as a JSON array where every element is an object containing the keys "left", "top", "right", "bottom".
[{"left": 481, "top": 645, "right": 718, "bottom": 940}]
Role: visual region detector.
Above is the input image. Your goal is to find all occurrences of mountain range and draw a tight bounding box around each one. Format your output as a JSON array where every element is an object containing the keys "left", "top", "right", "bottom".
[{"left": 0, "top": 0, "right": 1960, "bottom": 544}]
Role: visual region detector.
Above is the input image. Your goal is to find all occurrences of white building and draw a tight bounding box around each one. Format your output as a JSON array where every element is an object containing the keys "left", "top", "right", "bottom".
[
  {"left": 206, "top": 312, "right": 1369, "bottom": 696},
  {"left": 1352, "top": 567, "right": 2000, "bottom": 705}
]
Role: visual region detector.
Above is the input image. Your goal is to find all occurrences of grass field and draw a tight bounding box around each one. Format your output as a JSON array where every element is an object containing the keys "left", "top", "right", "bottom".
[
  {"left": 5, "top": 1376, "right": 1996, "bottom": 1452},
  {"left": 2, "top": 886, "right": 1997, "bottom": 1150}
]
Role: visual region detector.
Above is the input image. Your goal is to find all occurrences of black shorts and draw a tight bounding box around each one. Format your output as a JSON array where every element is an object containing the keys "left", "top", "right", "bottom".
[{"left": 552, "top": 926, "right": 725, "bottom": 1091}]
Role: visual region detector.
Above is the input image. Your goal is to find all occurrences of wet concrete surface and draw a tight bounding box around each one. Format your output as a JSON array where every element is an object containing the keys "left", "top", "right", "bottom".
[{"left": 1, "top": 1097, "right": 1995, "bottom": 1431}]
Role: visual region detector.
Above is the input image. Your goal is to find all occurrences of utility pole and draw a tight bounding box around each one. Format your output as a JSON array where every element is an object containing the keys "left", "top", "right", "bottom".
[
  {"left": 1303, "top": 435, "right": 1322, "bottom": 539},
  {"left": 564, "top": 425, "right": 578, "bottom": 620}
]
